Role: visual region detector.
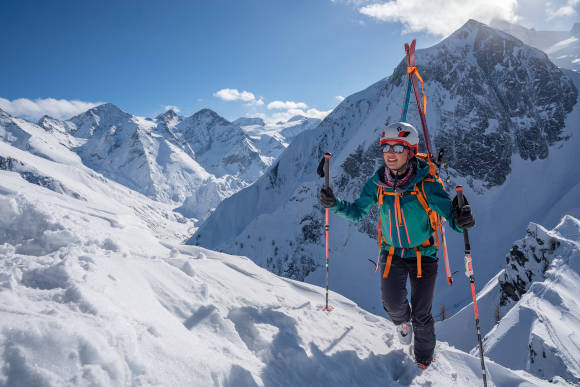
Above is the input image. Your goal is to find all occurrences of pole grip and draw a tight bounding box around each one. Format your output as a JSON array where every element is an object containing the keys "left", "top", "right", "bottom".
[
  {"left": 323, "top": 153, "right": 331, "bottom": 189},
  {"left": 455, "top": 185, "right": 470, "bottom": 248},
  {"left": 456, "top": 185, "right": 465, "bottom": 209}
]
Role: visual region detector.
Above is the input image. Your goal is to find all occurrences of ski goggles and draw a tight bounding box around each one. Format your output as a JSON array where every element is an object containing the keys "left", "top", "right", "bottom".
[{"left": 381, "top": 143, "right": 409, "bottom": 154}]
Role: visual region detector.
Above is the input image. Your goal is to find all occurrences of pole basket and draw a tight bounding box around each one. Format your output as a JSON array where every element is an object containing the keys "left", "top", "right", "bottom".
[{"left": 317, "top": 305, "right": 335, "bottom": 312}]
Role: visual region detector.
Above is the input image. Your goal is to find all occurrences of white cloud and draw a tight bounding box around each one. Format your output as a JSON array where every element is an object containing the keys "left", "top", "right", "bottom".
[
  {"left": 164, "top": 105, "right": 181, "bottom": 113},
  {"left": 267, "top": 100, "right": 308, "bottom": 110},
  {"left": 244, "top": 97, "right": 265, "bottom": 108},
  {"left": 357, "top": 0, "right": 580, "bottom": 35},
  {"left": 336, "top": 95, "right": 345, "bottom": 102},
  {"left": 213, "top": 88, "right": 257, "bottom": 102},
  {"left": 0, "top": 97, "right": 103, "bottom": 121},
  {"left": 359, "top": 0, "right": 519, "bottom": 36},
  {"left": 547, "top": 0, "right": 580, "bottom": 19}
]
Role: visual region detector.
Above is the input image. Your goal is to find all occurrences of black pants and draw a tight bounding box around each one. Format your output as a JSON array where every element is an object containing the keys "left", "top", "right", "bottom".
[{"left": 380, "top": 253, "right": 438, "bottom": 364}]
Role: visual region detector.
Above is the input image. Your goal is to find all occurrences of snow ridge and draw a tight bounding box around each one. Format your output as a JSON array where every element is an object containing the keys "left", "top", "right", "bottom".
[{"left": 439, "top": 215, "right": 580, "bottom": 384}]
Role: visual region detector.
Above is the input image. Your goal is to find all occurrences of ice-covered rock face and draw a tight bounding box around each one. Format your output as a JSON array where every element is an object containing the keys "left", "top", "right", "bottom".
[{"left": 498, "top": 223, "right": 560, "bottom": 306}]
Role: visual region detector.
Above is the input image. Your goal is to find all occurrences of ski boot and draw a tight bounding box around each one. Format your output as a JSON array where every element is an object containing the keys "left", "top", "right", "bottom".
[{"left": 396, "top": 321, "right": 412, "bottom": 346}]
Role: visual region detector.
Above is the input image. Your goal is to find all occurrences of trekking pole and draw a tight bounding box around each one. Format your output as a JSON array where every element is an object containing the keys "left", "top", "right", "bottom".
[
  {"left": 322, "top": 153, "right": 333, "bottom": 312},
  {"left": 456, "top": 186, "right": 488, "bottom": 387}
]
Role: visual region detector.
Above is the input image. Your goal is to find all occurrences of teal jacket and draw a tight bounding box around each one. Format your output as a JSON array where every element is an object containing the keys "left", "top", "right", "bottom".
[{"left": 331, "top": 158, "right": 462, "bottom": 259}]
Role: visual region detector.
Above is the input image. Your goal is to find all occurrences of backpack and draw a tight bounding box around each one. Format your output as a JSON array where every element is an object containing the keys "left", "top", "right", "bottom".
[{"left": 374, "top": 153, "right": 453, "bottom": 284}]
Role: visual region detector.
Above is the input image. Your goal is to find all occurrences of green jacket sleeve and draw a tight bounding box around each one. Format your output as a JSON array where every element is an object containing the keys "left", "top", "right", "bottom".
[
  {"left": 330, "top": 176, "right": 378, "bottom": 222},
  {"left": 423, "top": 179, "right": 463, "bottom": 233}
]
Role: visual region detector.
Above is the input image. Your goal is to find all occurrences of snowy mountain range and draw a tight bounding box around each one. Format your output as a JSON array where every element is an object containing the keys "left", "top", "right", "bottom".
[
  {"left": 490, "top": 19, "right": 580, "bottom": 72},
  {"left": 0, "top": 119, "right": 567, "bottom": 385},
  {"left": 192, "top": 19, "right": 580, "bottom": 336},
  {"left": 2, "top": 103, "right": 314, "bottom": 223},
  {"left": 233, "top": 115, "right": 321, "bottom": 161}
]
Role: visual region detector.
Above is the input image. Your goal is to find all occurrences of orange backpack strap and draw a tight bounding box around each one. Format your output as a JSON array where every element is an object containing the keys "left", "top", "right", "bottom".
[
  {"left": 414, "top": 247, "right": 422, "bottom": 278},
  {"left": 382, "top": 245, "right": 395, "bottom": 279},
  {"left": 415, "top": 181, "right": 441, "bottom": 232},
  {"left": 375, "top": 185, "right": 384, "bottom": 272}
]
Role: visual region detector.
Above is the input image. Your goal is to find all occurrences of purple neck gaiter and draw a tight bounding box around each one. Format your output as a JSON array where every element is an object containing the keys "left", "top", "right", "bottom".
[{"left": 384, "top": 159, "right": 416, "bottom": 190}]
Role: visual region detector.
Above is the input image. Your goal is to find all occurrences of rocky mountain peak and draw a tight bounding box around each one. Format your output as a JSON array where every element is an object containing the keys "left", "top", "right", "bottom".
[
  {"left": 88, "top": 103, "right": 126, "bottom": 116},
  {"left": 181, "top": 109, "right": 237, "bottom": 142},
  {"left": 69, "top": 103, "right": 131, "bottom": 128},
  {"left": 157, "top": 109, "right": 178, "bottom": 120},
  {"left": 37, "top": 115, "right": 53, "bottom": 123},
  {"left": 37, "top": 115, "right": 64, "bottom": 126},
  {"left": 443, "top": 18, "right": 524, "bottom": 52},
  {"left": 498, "top": 223, "right": 559, "bottom": 306},
  {"left": 191, "top": 108, "right": 226, "bottom": 122},
  {"left": 37, "top": 115, "right": 72, "bottom": 133}
]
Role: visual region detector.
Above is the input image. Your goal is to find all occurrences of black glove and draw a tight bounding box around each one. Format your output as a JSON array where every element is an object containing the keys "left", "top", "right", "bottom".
[
  {"left": 320, "top": 187, "right": 336, "bottom": 208},
  {"left": 452, "top": 195, "right": 475, "bottom": 229}
]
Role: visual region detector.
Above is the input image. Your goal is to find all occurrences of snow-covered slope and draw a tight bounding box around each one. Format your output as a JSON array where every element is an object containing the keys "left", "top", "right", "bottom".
[
  {"left": 192, "top": 19, "right": 580, "bottom": 319},
  {"left": 490, "top": 19, "right": 580, "bottom": 72},
  {"left": 439, "top": 215, "right": 580, "bottom": 384},
  {"left": 0, "top": 139, "right": 555, "bottom": 386}
]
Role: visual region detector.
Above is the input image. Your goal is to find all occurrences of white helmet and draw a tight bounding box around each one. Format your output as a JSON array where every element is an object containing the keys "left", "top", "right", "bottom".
[{"left": 379, "top": 121, "right": 419, "bottom": 155}]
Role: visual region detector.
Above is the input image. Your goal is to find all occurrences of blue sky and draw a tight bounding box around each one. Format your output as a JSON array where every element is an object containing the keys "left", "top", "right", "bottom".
[{"left": 1, "top": 0, "right": 578, "bottom": 122}]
